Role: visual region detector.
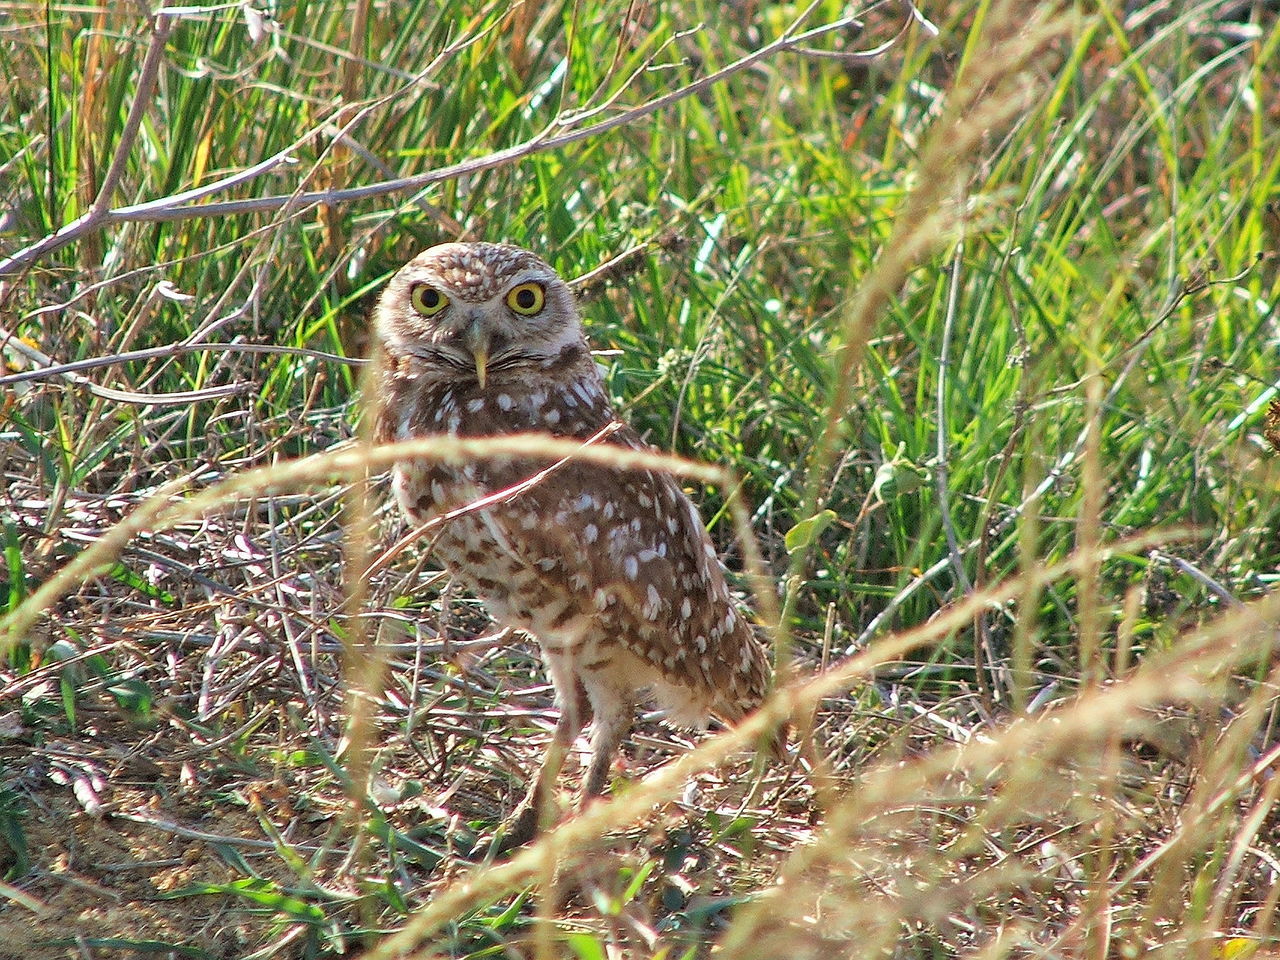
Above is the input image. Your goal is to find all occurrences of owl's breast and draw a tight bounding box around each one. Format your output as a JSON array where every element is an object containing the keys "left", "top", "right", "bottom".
[
  {"left": 391, "top": 460, "right": 474, "bottom": 522},
  {"left": 389, "top": 368, "right": 613, "bottom": 440},
  {"left": 387, "top": 369, "right": 616, "bottom": 517}
]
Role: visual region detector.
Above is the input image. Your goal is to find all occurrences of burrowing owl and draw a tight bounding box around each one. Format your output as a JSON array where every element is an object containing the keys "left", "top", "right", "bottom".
[{"left": 372, "top": 242, "right": 775, "bottom": 848}]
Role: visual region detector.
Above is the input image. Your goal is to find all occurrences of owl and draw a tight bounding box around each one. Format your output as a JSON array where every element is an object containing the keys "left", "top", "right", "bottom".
[{"left": 371, "top": 242, "right": 776, "bottom": 849}]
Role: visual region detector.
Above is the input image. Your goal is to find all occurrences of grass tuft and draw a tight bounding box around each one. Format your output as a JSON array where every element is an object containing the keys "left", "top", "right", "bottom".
[{"left": 1, "top": 0, "right": 1279, "bottom": 956}]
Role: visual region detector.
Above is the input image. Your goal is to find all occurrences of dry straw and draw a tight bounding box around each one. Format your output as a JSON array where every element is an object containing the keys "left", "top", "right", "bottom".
[{"left": 5, "top": 0, "right": 1276, "bottom": 956}]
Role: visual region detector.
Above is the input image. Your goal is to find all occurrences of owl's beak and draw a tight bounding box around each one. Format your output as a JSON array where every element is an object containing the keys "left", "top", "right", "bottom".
[{"left": 463, "top": 322, "right": 490, "bottom": 388}]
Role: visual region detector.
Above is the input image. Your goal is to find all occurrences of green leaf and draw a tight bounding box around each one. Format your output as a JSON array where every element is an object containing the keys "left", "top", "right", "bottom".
[
  {"left": 567, "top": 933, "right": 608, "bottom": 960},
  {"left": 363, "top": 875, "right": 409, "bottom": 915},
  {"left": 3, "top": 519, "right": 25, "bottom": 611},
  {"left": 160, "top": 877, "right": 325, "bottom": 925},
  {"left": 870, "top": 448, "right": 929, "bottom": 504},
  {"left": 0, "top": 788, "right": 30, "bottom": 880},
  {"left": 107, "top": 563, "right": 175, "bottom": 604},
  {"left": 59, "top": 674, "right": 75, "bottom": 728},
  {"left": 784, "top": 509, "right": 837, "bottom": 555},
  {"left": 621, "top": 858, "right": 657, "bottom": 904},
  {"left": 480, "top": 891, "right": 530, "bottom": 931},
  {"left": 107, "top": 679, "right": 154, "bottom": 717}
]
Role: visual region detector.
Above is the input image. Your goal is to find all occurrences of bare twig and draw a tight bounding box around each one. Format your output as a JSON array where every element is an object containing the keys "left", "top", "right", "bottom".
[
  {"left": 0, "top": 334, "right": 361, "bottom": 391},
  {"left": 0, "top": 323, "right": 248, "bottom": 404},
  {"left": 794, "top": 0, "right": 936, "bottom": 59},
  {"left": 111, "top": 811, "right": 321, "bottom": 852},
  {"left": 0, "top": 11, "right": 173, "bottom": 277},
  {"left": 935, "top": 238, "right": 973, "bottom": 596},
  {"left": 569, "top": 231, "right": 690, "bottom": 302},
  {"left": 1152, "top": 549, "right": 1243, "bottom": 608},
  {"left": 0, "top": 9, "right": 898, "bottom": 279}
]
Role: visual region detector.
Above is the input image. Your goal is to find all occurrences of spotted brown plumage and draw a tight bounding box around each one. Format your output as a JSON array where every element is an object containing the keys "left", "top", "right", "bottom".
[{"left": 371, "top": 241, "right": 775, "bottom": 849}]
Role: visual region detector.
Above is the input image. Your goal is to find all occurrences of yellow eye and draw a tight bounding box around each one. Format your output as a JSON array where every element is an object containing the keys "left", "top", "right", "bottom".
[
  {"left": 411, "top": 284, "right": 449, "bottom": 317},
  {"left": 506, "top": 282, "right": 545, "bottom": 316}
]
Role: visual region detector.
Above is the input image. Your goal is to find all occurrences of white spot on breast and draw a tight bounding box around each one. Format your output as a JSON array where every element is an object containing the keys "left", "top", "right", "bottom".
[
  {"left": 637, "top": 491, "right": 652, "bottom": 508},
  {"left": 602, "top": 502, "right": 616, "bottom": 520},
  {"left": 430, "top": 479, "right": 446, "bottom": 503},
  {"left": 529, "top": 390, "right": 547, "bottom": 409},
  {"left": 467, "top": 398, "right": 485, "bottom": 412},
  {"left": 666, "top": 516, "right": 679, "bottom": 534},
  {"left": 695, "top": 635, "right": 708, "bottom": 652},
  {"left": 593, "top": 588, "right": 610, "bottom": 611},
  {"left": 643, "top": 584, "right": 662, "bottom": 620},
  {"left": 536, "top": 558, "right": 557, "bottom": 571},
  {"left": 583, "top": 523, "right": 598, "bottom": 543},
  {"left": 544, "top": 408, "right": 561, "bottom": 426},
  {"left": 497, "top": 393, "right": 513, "bottom": 411},
  {"left": 396, "top": 405, "right": 415, "bottom": 439},
  {"left": 624, "top": 556, "right": 639, "bottom": 579},
  {"left": 638, "top": 548, "right": 658, "bottom": 562},
  {"left": 680, "top": 598, "right": 692, "bottom": 619}
]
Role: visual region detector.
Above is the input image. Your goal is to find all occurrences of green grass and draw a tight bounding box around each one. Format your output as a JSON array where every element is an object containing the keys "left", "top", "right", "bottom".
[{"left": 2, "top": 0, "right": 1280, "bottom": 957}]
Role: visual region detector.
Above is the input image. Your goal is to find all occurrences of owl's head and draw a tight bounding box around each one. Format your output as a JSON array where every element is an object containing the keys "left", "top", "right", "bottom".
[{"left": 374, "top": 242, "right": 583, "bottom": 387}]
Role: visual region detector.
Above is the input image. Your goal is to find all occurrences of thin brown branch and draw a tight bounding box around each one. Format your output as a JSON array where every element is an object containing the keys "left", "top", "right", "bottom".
[
  {"left": 0, "top": 8, "right": 894, "bottom": 278},
  {"left": 0, "top": 11, "right": 172, "bottom": 277},
  {"left": 0, "top": 323, "right": 251, "bottom": 404},
  {"left": 0, "top": 335, "right": 362, "bottom": 390}
]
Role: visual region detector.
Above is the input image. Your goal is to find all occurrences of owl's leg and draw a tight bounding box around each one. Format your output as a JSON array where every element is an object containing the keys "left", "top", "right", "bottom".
[
  {"left": 496, "top": 663, "right": 590, "bottom": 852},
  {"left": 580, "top": 681, "right": 634, "bottom": 801}
]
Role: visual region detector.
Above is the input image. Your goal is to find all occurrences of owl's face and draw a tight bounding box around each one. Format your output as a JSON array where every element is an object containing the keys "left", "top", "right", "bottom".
[{"left": 374, "top": 242, "right": 583, "bottom": 387}]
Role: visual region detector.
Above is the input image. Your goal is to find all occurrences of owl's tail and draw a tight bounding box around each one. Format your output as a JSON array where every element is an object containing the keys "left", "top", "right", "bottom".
[
  {"left": 712, "top": 632, "right": 791, "bottom": 763},
  {"left": 712, "top": 699, "right": 790, "bottom": 763}
]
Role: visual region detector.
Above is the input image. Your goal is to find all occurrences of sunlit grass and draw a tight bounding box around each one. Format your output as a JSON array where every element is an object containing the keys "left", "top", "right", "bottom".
[{"left": 1, "top": 0, "right": 1279, "bottom": 956}]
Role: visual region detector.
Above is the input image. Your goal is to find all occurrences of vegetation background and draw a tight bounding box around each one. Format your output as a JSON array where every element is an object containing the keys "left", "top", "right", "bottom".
[{"left": 1, "top": 0, "right": 1279, "bottom": 957}]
